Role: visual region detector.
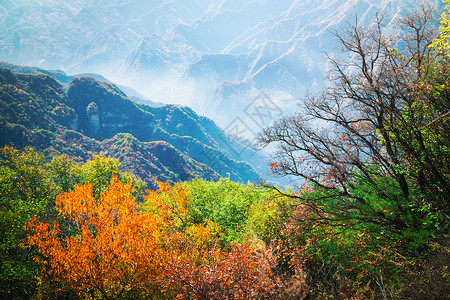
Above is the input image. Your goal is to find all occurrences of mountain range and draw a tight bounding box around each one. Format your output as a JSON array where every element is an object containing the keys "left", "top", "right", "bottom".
[{"left": 0, "top": 0, "right": 442, "bottom": 132}]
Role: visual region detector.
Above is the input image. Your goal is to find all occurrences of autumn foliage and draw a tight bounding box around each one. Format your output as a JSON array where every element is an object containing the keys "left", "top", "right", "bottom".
[
  {"left": 164, "top": 243, "right": 255, "bottom": 299},
  {"left": 6, "top": 4, "right": 450, "bottom": 299},
  {"left": 145, "top": 181, "right": 295, "bottom": 299},
  {"left": 27, "top": 178, "right": 290, "bottom": 299},
  {"left": 27, "top": 177, "right": 164, "bottom": 299}
]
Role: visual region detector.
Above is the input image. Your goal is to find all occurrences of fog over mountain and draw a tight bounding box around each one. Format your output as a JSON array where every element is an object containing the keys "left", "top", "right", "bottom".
[{"left": 0, "top": 0, "right": 441, "bottom": 134}]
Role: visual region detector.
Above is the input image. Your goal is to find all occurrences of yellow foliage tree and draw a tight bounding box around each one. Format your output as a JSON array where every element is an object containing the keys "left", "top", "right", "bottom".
[
  {"left": 144, "top": 181, "right": 220, "bottom": 264},
  {"left": 431, "top": 0, "right": 450, "bottom": 53},
  {"left": 27, "top": 177, "right": 165, "bottom": 299}
]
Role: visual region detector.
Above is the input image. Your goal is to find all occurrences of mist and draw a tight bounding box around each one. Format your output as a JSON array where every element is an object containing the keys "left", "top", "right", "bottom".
[{"left": 2, "top": 0, "right": 440, "bottom": 128}]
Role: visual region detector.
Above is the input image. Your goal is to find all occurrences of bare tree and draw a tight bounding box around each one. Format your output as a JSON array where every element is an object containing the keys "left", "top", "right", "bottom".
[{"left": 258, "top": 4, "right": 450, "bottom": 232}]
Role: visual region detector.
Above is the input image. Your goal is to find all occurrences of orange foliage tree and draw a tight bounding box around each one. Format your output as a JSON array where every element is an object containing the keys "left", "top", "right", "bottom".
[
  {"left": 164, "top": 242, "right": 275, "bottom": 300},
  {"left": 27, "top": 177, "right": 165, "bottom": 299}
]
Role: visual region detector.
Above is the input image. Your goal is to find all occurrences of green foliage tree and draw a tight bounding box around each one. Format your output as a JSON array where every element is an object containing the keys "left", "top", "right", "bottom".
[
  {"left": 0, "top": 146, "right": 53, "bottom": 298},
  {"left": 49, "top": 154, "right": 78, "bottom": 194},
  {"left": 182, "top": 178, "right": 292, "bottom": 246},
  {"left": 431, "top": 0, "right": 450, "bottom": 53},
  {"left": 77, "top": 155, "right": 145, "bottom": 199}
]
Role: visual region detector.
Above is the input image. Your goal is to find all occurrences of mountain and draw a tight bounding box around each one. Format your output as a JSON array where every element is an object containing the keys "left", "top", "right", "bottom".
[
  {"left": 0, "top": 0, "right": 442, "bottom": 131},
  {"left": 0, "top": 60, "right": 165, "bottom": 108},
  {"left": 0, "top": 66, "right": 262, "bottom": 188}
]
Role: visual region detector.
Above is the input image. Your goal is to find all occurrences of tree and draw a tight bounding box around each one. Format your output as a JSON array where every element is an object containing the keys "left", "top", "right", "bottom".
[
  {"left": 77, "top": 155, "right": 145, "bottom": 200},
  {"left": 164, "top": 242, "right": 269, "bottom": 300},
  {"left": 181, "top": 178, "right": 291, "bottom": 246},
  {"left": 0, "top": 146, "right": 53, "bottom": 298},
  {"left": 431, "top": 0, "right": 450, "bottom": 53},
  {"left": 27, "top": 177, "right": 165, "bottom": 299}
]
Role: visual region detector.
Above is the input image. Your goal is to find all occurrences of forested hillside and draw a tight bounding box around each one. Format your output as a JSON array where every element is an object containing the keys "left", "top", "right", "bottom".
[{"left": 0, "top": 67, "right": 260, "bottom": 186}]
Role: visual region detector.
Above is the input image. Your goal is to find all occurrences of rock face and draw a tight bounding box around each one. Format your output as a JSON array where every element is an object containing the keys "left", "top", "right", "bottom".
[
  {"left": 68, "top": 76, "right": 145, "bottom": 140},
  {"left": 86, "top": 102, "right": 100, "bottom": 135}
]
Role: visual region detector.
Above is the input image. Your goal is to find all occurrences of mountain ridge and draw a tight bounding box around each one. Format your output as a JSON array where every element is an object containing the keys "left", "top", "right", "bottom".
[{"left": 0, "top": 65, "right": 262, "bottom": 188}]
